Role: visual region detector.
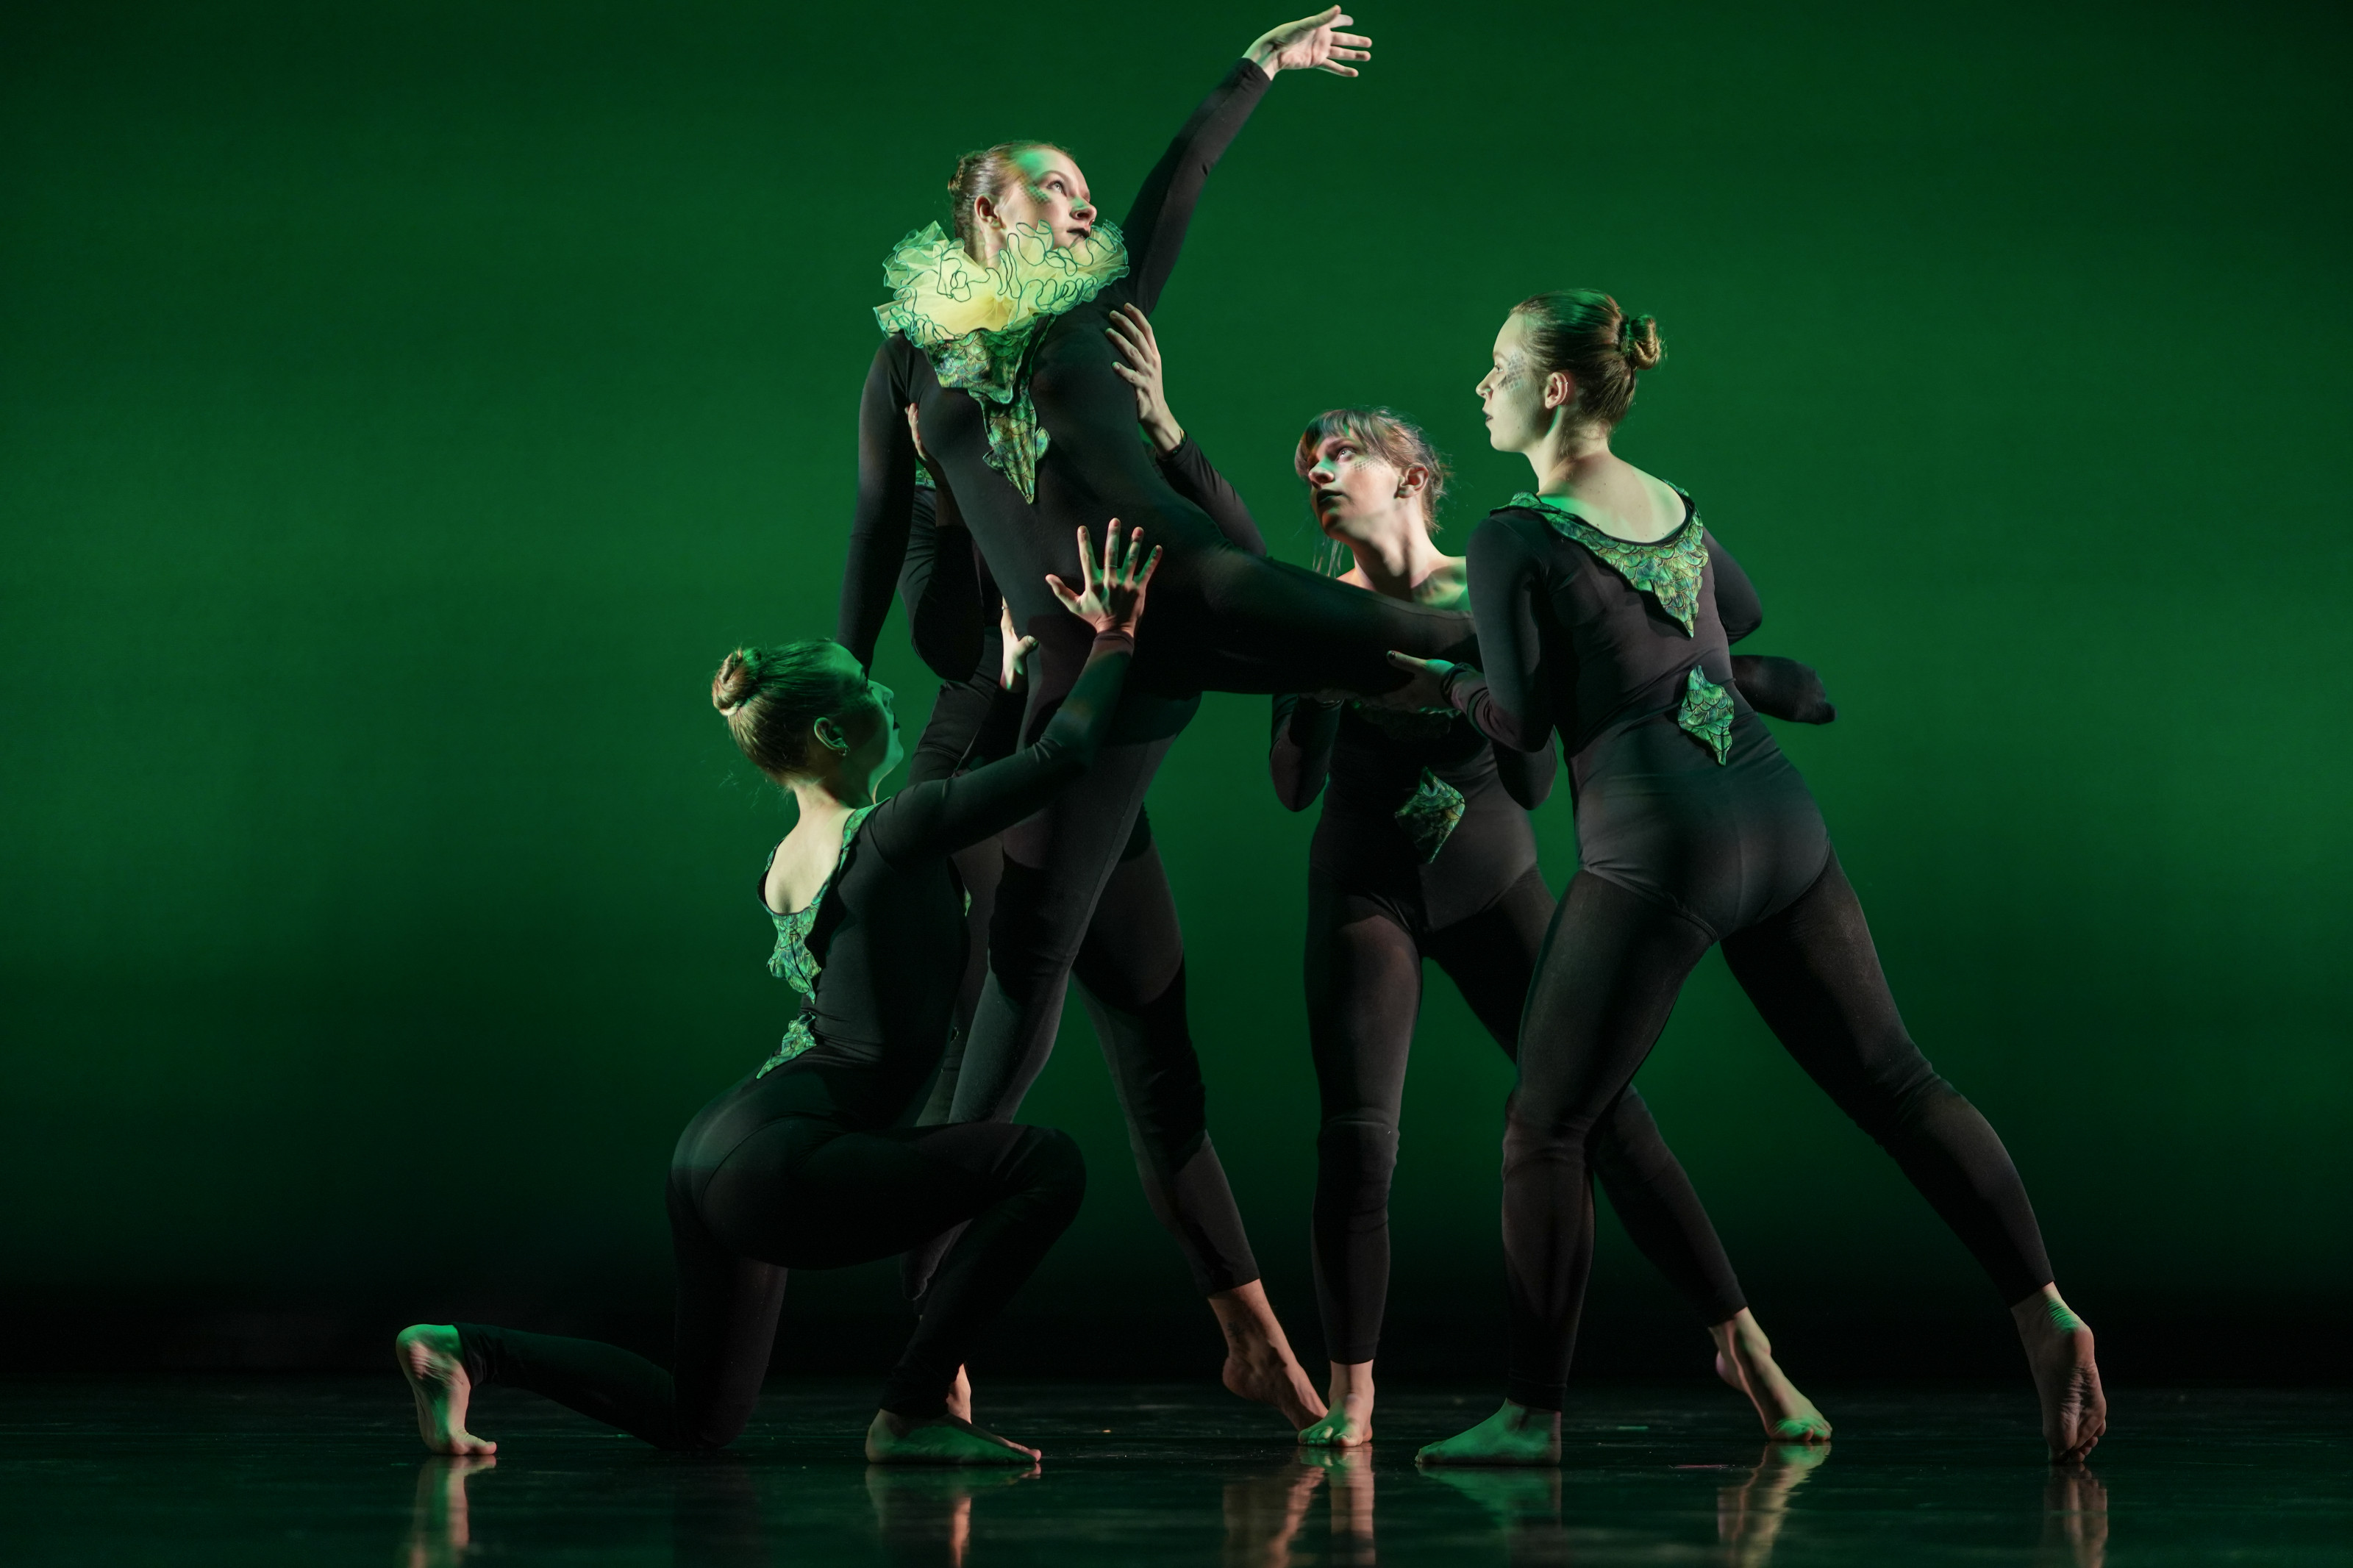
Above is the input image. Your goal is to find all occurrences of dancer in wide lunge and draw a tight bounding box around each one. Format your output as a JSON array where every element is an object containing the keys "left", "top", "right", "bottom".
[
  {"left": 1105, "top": 304, "right": 1834, "bottom": 1449},
  {"left": 838, "top": 10, "right": 1468, "bottom": 1425},
  {"left": 395, "top": 521, "right": 1159, "bottom": 1464},
  {"left": 1391, "top": 291, "right": 2104, "bottom": 1464}
]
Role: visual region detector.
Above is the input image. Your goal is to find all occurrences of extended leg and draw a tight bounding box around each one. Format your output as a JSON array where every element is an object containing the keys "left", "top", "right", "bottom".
[
  {"left": 1420, "top": 873, "right": 1714, "bottom": 1466},
  {"left": 1069, "top": 825, "right": 1257, "bottom": 1295},
  {"left": 951, "top": 736, "right": 1170, "bottom": 1123},
  {"left": 1069, "top": 826, "right": 1321, "bottom": 1428},
  {"left": 1719, "top": 850, "right": 2102, "bottom": 1461},
  {"left": 1296, "top": 885, "right": 1423, "bottom": 1446},
  {"left": 1169, "top": 548, "right": 1480, "bottom": 695},
  {"left": 413, "top": 1175, "right": 788, "bottom": 1453},
  {"left": 1428, "top": 867, "right": 1827, "bottom": 1442}
]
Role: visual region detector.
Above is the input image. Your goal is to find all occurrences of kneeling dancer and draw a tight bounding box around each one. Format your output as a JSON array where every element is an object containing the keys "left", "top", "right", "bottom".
[{"left": 397, "top": 523, "right": 1161, "bottom": 1464}]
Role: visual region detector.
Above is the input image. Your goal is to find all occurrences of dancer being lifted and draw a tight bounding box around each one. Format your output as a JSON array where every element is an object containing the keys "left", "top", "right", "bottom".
[
  {"left": 396, "top": 521, "right": 1161, "bottom": 1464},
  {"left": 1390, "top": 292, "right": 2104, "bottom": 1464},
  {"left": 838, "top": 9, "right": 1469, "bottom": 1425},
  {"left": 1104, "top": 306, "right": 1834, "bottom": 1449}
]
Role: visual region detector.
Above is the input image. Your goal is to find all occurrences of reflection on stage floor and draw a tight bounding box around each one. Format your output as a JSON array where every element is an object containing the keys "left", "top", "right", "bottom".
[{"left": 3, "top": 1378, "right": 2345, "bottom": 1565}]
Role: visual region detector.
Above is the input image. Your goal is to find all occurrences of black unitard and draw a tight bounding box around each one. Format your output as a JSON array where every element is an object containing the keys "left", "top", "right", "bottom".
[
  {"left": 1446, "top": 495, "right": 2056, "bottom": 1411},
  {"left": 1151, "top": 434, "right": 1759, "bottom": 1362},
  {"left": 1274, "top": 692, "right": 1760, "bottom": 1363},
  {"left": 836, "top": 61, "right": 1476, "bottom": 1173},
  {"left": 450, "top": 634, "right": 1141, "bottom": 1446}
]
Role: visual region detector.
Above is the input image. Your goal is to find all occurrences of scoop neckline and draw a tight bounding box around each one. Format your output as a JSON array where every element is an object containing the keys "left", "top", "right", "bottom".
[
  {"left": 1529, "top": 485, "right": 1696, "bottom": 545},
  {"left": 760, "top": 806, "right": 872, "bottom": 920}
]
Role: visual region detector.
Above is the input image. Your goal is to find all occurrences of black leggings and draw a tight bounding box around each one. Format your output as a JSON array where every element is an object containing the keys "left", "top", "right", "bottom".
[
  {"left": 904, "top": 682, "right": 1256, "bottom": 1299},
  {"left": 456, "top": 1091, "right": 1085, "bottom": 1448},
  {"left": 1307, "top": 865, "right": 1746, "bottom": 1364},
  {"left": 949, "top": 735, "right": 1260, "bottom": 1296},
  {"left": 1504, "top": 853, "right": 2054, "bottom": 1409}
]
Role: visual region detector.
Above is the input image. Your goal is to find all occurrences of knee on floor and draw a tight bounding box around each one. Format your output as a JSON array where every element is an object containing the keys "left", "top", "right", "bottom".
[{"left": 670, "top": 1406, "right": 753, "bottom": 1453}]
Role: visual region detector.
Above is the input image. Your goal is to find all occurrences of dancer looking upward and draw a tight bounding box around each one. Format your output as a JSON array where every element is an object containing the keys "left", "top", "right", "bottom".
[
  {"left": 1106, "top": 307, "right": 1832, "bottom": 1450},
  {"left": 396, "top": 522, "right": 1160, "bottom": 1465},
  {"left": 838, "top": 10, "right": 1467, "bottom": 1425},
  {"left": 1392, "top": 293, "right": 2104, "bottom": 1464}
]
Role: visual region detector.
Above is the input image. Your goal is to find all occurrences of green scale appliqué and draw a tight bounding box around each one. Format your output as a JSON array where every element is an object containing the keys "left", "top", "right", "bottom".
[
  {"left": 1345, "top": 704, "right": 1468, "bottom": 861},
  {"left": 757, "top": 805, "right": 876, "bottom": 1078},
  {"left": 1513, "top": 491, "right": 1732, "bottom": 766},
  {"left": 1394, "top": 770, "right": 1468, "bottom": 864},
  {"left": 1677, "top": 667, "right": 1734, "bottom": 765}
]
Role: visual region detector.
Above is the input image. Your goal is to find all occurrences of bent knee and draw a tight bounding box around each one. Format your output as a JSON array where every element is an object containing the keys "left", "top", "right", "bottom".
[
  {"left": 1316, "top": 1114, "right": 1401, "bottom": 1168},
  {"left": 1016, "top": 1125, "right": 1088, "bottom": 1198}
]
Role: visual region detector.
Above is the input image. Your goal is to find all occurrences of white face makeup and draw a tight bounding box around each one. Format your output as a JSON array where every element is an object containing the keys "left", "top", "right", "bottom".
[{"left": 981, "top": 149, "right": 1098, "bottom": 248}]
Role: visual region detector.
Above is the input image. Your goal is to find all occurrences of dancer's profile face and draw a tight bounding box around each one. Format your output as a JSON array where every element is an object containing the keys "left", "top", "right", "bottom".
[
  {"left": 1477, "top": 312, "right": 1554, "bottom": 453},
  {"left": 1304, "top": 434, "right": 1425, "bottom": 548},
  {"left": 811, "top": 645, "right": 904, "bottom": 791},
  {"left": 975, "top": 149, "right": 1097, "bottom": 250}
]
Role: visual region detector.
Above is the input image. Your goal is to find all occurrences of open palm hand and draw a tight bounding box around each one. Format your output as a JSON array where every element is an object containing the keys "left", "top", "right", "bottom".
[
  {"left": 1046, "top": 520, "right": 1161, "bottom": 637},
  {"left": 1248, "top": 8, "right": 1371, "bottom": 77}
]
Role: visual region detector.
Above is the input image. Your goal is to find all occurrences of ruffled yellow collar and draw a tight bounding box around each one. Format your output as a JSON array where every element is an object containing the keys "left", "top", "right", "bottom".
[{"left": 875, "top": 221, "right": 1129, "bottom": 350}]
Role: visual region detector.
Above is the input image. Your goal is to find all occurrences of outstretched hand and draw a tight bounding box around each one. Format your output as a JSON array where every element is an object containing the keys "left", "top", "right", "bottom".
[
  {"left": 1247, "top": 8, "right": 1371, "bottom": 78},
  {"left": 1046, "top": 519, "right": 1161, "bottom": 638},
  {"left": 1379, "top": 650, "right": 1458, "bottom": 712}
]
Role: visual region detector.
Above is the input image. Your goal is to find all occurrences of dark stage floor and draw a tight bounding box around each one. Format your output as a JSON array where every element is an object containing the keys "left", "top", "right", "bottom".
[{"left": 2, "top": 1378, "right": 2345, "bottom": 1566}]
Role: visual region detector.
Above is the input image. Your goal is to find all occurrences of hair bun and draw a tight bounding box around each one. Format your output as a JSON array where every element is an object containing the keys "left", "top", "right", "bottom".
[
  {"left": 1621, "top": 313, "right": 1664, "bottom": 372},
  {"left": 712, "top": 650, "right": 760, "bottom": 714}
]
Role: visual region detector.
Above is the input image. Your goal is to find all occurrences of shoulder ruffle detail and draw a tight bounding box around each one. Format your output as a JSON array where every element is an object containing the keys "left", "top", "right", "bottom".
[
  {"left": 1511, "top": 490, "right": 1708, "bottom": 635},
  {"left": 874, "top": 222, "right": 1129, "bottom": 501}
]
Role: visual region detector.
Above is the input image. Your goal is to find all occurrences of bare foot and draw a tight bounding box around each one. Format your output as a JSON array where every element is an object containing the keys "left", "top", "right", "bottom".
[
  {"left": 1415, "top": 1401, "right": 1562, "bottom": 1467},
  {"left": 1709, "top": 1310, "right": 1832, "bottom": 1442},
  {"left": 1210, "top": 1282, "right": 1327, "bottom": 1431},
  {"left": 1298, "top": 1361, "right": 1374, "bottom": 1448},
  {"left": 946, "top": 1365, "right": 973, "bottom": 1424},
  {"left": 2013, "top": 1286, "right": 2105, "bottom": 1463},
  {"left": 396, "top": 1325, "right": 496, "bottom": 1456},
  {"left": 865, "top": 1409, "right": 1040, "bottom": 1466}
]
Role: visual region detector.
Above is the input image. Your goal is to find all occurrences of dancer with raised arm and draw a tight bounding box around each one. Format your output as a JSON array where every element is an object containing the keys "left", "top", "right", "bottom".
[
  {"left": 836, "top": 9, "right": 1472, "bottom": 1428},
  {"left": 1107, "top": 306, "right": 1832, "bottom": 1450},
  {"left": 1391, "top": 292, "right": 2104, "bottom": 1464},
  {"left": 396, "top": 522, "right": 1161, "bottom": 1464}
]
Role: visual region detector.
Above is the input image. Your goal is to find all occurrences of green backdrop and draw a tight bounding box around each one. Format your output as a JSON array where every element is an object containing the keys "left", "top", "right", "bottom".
[{"left": 4, "top": 0, "right": 2347, "bottom": 1379}]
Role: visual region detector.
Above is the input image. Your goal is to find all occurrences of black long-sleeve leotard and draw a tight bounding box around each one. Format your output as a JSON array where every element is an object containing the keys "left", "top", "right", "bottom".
[
  {"left": 756, "top": 631, "right": 1138, "bottom": 1120},
  {"left": 1445, "top": 499, "right": 1830, "bottom": 937},
  {"left": 1437, "top": 493, "right": 2056, "bottom": 1411},
  {"left": 836, "top": 60, "right": 1470, "bottom": 725},
  {"left": 1145, "top": 433, "right": 1752, "bottom": 1358}
]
